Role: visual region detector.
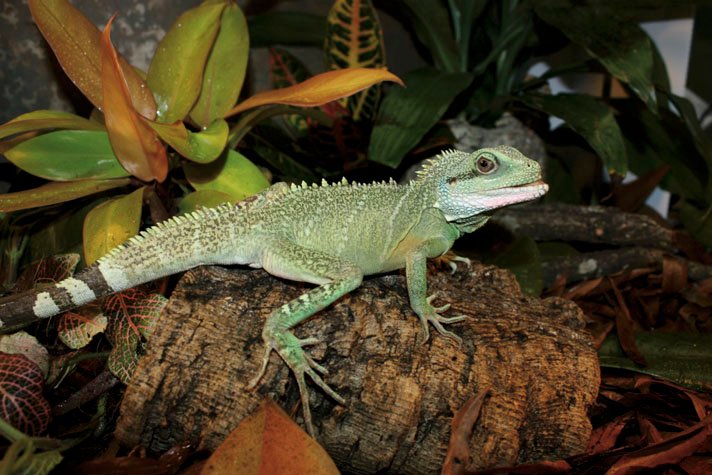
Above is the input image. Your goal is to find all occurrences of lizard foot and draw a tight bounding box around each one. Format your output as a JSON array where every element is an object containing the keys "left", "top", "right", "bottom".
[
  {"left": 247, "top": 328, "right": 345, "bottom": 437},
  {"left": 416, "top": 292, "right": 466, "bottom": 345},
  {"left": 434, "top": 251, "right": 472, "bottom": 274}
]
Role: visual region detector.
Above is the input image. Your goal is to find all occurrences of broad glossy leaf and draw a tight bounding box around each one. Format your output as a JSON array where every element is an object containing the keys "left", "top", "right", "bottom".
[
  {"left": 680, "top": 200, "right": 712, "bottom": 250},
  {"left": 4, "top": 130, "right": 130, "bottom": 181},
  {"left": 149, "top": 119, "right": 228, "bottom": 163},
  {"left": 82, "top": 187, "right": 145, "bottom": 264},
  {"left": 519, "top": 93, "right": 628, "bottom": 176},
  {"left": 203, "top": 400, "right": 339, "bottom": 475},
  {"left": 0, "top": 110, "right": 104, "bottom": 141},
  {"left": 490, "top": 236, "right": 543, "bottom": 296},
  {"left": 534, "top": 5, "right": 656, "bottom": 110},
  {"left": 147, "top": 3, "right": 225, "bottom": 123},
  {"left": 184, "top": 150, "right": 269, "bottom": 201},
  {"left": 325, "top": 0, "right": 385, "bottom": 121},
  {"left": 248, "top": 12, "right": 325, "bottom": 48},
  {"left": 101, "top": 17, "right": 168, "bottom": 183},
  {"left": 398, "top": 0, "right": 459, "bottom": 72},
  {"left": 599, "top": 332, "right": 712, "bottom": 392},
  {"left": 190, "top": 3, "right": 249, "bottom": 127},
  {"left": 0, "top": 178, "right": 130, "bottom": 213},
  {"left": 226, "top": 68, "right": 404, "bottom": 117},
  {"left": 28, "top": 0, "right": 156, "bottom": 119},
  {"left": 178, "top": 190, "right": 235, "bottom": 215},
  {"left": 0, "top": 353, "right": 51, "bottom": 435},
  {"left": 369, "top": 68, "right": 472, "bottom": 168},
  {"left": 104, "top": 289, "right": 165, "bottom": 383}
]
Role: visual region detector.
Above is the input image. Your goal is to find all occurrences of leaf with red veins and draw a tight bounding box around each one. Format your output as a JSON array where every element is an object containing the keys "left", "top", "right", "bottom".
[
  {"left": 103, "top": 289, "right": 166, "bottom": 383},
  {"left": 0, "top": 353, "right": 51, "bottom": 435},
  {"left": 11, "top": 254, "right": 80, "bottom": 293}
]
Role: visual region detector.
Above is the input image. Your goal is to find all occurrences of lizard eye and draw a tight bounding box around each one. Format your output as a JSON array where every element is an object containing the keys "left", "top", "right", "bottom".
[{"left": 476, "top": 155, "right": 497, "bottom": 174}]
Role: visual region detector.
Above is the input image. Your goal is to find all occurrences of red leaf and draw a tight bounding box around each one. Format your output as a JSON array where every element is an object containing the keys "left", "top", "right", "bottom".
[
  {"left": 0, "top": 353, "right": 51, "bottom": 435},
  {"left": 607, "top": 413, "right": 712, "bottom": 474},
  {"left": 610, "top": 278, "right": 647, "bottom": 366},
  {"left": 101, "top": 16, "right": 167, "bottom": 182},
  {"left": 587, "top": 413, "right": 633, "bottom": 454},
  {"left": 442, "top": 388, "right": 490, "bottom": 475}
]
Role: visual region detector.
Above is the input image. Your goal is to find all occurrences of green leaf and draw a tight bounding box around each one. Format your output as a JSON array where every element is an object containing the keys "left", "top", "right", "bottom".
[
  {"left": 679, "top": 200, "right": 712, "bottom": 250},
  {"left": 519, "top": 93, "right": 628, "bottom": 176},
  {"left": 27, "top": 0, "right": 157, "bottom": 120},
  {"left": 247, "top": 12, "right": 326, "bottom": 47},
  {"left": 369, "top": 68, "right": 472, "bottom": 168},
  {"left": 104, "top": 289, "right": 166, "bottom": 383},
  {"left": 325, "top": 0, "right": 385, "bottom": 121},
  {"left": 448, "top": 0, "right": 488, "bottom": 70},
  {"left": 4, "top": 130, "right": 130, "bottom": 181},
  {"left": 599, "top": 332, "right": 712, "bottom": 392},
  {"left": 178, "top": 190, "right": 235, "bottom": 215},
  {"left": 0, "top": 178, "right": 131, "bottom": 213},
  {"left": 82, "top": 187, "right": 145, "bottom": 265},
  {"left": 147, "top": 2, "right": 225, "bottom": 123},
  {"left": 190, "top": 3, "right": 249, "bottom": 127},
  {"left": 0, "top": 110, "right": 104, "bottom": 141},
  {"left": 184, "top": 150, "right": 270, "bottom": 201},
  {"left": 149, "top": 118, "right": 228, "bottom": 163},
  {"left": 397, "top": 0, "right": 460, "bottom": 72},
  {"left": 534, "top": 5, "right": 656, "bottom": 110},
  {"left": 668, "top": 94, "right": 712, "bottom": 182},
  {"left": 490, "top": 235, "right": 543, "bottom": 296},
  {"left": 252, "top": 143, "right": 319, "bottom": 183}
]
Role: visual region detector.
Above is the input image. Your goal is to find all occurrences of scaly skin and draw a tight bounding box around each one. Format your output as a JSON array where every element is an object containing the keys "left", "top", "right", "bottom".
[{"left": 0, "top": 146, "right": 548, "bottom": 436}]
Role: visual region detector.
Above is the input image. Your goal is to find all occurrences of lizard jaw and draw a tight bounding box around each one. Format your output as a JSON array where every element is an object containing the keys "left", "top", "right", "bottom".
[{"left": 477, "top": 180, "right": 549, "bottom": 210}]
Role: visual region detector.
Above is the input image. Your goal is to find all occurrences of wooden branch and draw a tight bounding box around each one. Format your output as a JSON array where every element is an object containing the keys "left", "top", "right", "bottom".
[
  {"left": 541, "top": 247, "right": 712, "bottom": 287},
  {"left": 493, "top": 204, "right": 677, "bottom": 250},
  {"left": 115, "top": 263, "right": 599, "bottom": 473}
]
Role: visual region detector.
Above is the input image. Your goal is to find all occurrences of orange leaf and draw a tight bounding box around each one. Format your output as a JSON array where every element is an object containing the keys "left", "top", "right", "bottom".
[
  {"left": 225, "top": 67, "right": 403, "bottom": 117},
  {"left": 201, "top": 400, "right": 339, "bottom": 475},
  {"left": 28, "top": 0, "right": 156, "bottom": 120},
  {"left": 101, "top": 16, "right": 167, "bottom": 182}
]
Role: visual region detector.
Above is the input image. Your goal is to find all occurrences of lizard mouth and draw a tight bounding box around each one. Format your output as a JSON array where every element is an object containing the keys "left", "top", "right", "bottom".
[{"left": 478, "top": 180, "right": 549, "bottom": 209}]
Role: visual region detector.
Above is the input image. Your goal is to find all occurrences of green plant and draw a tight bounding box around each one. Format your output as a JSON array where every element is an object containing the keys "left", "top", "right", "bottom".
[
  {"left": 363, "top": 0, "right": 712, "bottom": 248},
  {"left": 0, "top": 0, "right": 401, "bottom": 279}
]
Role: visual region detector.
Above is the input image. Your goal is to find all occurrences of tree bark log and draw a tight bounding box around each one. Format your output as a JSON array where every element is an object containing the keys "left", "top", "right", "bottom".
[{"left": 115, "top": 263, "right": 599, "bottom": 473}]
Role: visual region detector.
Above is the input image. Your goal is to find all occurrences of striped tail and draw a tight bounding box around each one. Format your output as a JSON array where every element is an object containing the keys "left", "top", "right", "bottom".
[
  {"left": 0, "top": 202, "right": 245, "bottom": 333},
  {"left": 0, "top": 267, "right": 116, "bottom": 332}
]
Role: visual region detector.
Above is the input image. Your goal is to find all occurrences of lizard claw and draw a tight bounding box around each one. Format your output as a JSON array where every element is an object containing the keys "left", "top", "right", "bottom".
[
  {"left": 248, "top": 328, "right": 345, "bottom": 437},
  {"left": 416, "top": 293, "right": 466, "bottom": 346}
]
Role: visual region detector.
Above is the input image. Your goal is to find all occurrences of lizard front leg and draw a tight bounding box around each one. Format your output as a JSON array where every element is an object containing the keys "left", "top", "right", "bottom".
[
  {"left": 247, "top": 239, "right": 363, "bottom": 436},
  {"left": 406, "top": 240, "right": 467, "bottom": 345}
]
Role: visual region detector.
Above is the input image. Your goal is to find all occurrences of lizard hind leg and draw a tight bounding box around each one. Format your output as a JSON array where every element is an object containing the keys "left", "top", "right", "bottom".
[{"left": 246, "top": 239, "right": 363, "bottom": 436}]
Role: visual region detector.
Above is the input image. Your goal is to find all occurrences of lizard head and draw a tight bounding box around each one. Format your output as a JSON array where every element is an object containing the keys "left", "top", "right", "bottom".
[{"left": 428, "top": 146, "right": 548, "bottom": 226}]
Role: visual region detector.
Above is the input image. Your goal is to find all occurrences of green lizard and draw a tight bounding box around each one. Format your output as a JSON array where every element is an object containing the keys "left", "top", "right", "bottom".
[{"left": 0, "top": 146, "right": 547, "bottom": 435}]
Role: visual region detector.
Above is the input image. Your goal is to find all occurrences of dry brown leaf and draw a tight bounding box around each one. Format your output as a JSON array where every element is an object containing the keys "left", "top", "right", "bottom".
[
  {"left": 662, "top": 256, "right": 688, "bottom": 294},
  {"left": 609, "top": 278, "right": 647, "bottom": 366},
  {"left": 606, "top": 413, "right": 712, "bottom": 474},
  {"left": 587, "top": 414, "right": 633, "bottom": 454},
  {"left": 442, "top": 388, "right": 490, "bottom": 475},
  {"left": 201, "top": 399, "right": 339, "bottom": 475}
]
